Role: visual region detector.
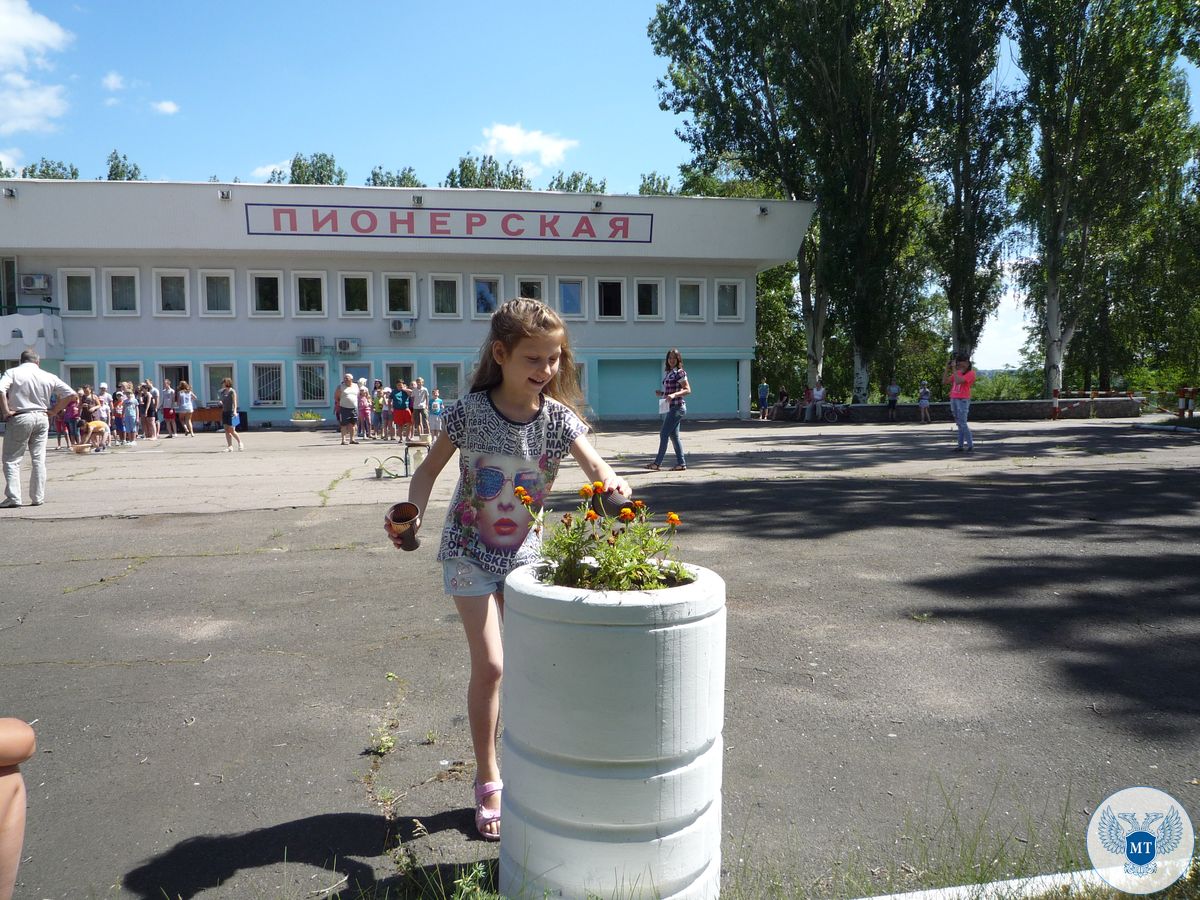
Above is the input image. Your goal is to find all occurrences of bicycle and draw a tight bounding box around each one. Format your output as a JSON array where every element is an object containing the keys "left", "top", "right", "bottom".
[{"left": 821, "top": 401, "right": 853, "bottom": 424}]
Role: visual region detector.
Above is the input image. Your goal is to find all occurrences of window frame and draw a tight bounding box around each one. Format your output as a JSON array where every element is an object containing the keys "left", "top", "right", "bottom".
[
  {"left": 62, "top": 363, "right": 96, "bottom": 389},
  {"left": 385, "top": 362, "right": 417, "bottom": 391},
  {"left": 102, "top": 267, "right": 141, "bottom": 317},
  {"left": 152, "top": 268, "right": 190, "bottom": 317},
  {"left": 471, "top": 274, "right": 503, "bottom": 320},
  {"left": 715, "top": 278, "right": 746, "bottom": 322},
  {"left": 247, "top": 270, "right": 284, "bottom": 318},
  {"left": 202, "top": 362, "right": 236, "bottom": 406},
  {"left": 249, "top": 360, "right": 286, "bottom": 407},
  {"left": 383, "top": 272, "right": 417, "bottom": 318},
  {"left": 294, "top": 360, "right": 329, "bottom": 407},
  {"left": 634, "top": 277, "right": 666, "bottom": 322},
  {"left": 429, "top": 273, "right": 462, "bottom": 320},
  {"left": 516, "top": 275, "right": 547, "bottom": 302},
  {"left": 199, "top": 269, "right": 236, "bottom": 317},
  {"left": 292, "top": 270, "right": 328, "bottom": 318},
  {"left": 58, "top": 268, "right": 96, "bottom": 317},
  {"left": 432, "top": 361, "right": 464, "bottom": 401},
  {"left": 555, "top": 275, "right": 587, "bottom": 321},
  {"left": 338, "top": 271, "right": 373, "bottom": 318},
  {"left": 675, "top": 278, "right": 707, "bottom": 322},
  {"left": 109, "top": 361, "right": 143, "bottom": 389},
  {"left": 595, "top": 277, "right": 626, "bottom": 321}
]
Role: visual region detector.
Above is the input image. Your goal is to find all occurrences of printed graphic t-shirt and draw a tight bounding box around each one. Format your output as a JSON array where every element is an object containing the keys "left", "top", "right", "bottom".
[{"left": 437, "top": 390, "right": 588, "bottom": 576}]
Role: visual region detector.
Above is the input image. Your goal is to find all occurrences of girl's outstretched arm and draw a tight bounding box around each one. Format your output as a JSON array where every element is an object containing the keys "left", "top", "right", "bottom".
[
  {"left": 397, "top": 431, "right": 457, "bottom": 534},
  {"left": 570, "top": 435, "right": 632, "bottom": 498}
]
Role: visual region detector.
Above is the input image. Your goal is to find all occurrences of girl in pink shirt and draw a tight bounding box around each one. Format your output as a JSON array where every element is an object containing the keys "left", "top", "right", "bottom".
[{"left": 943, "top": 356, "right": 976, "bottom": 452}]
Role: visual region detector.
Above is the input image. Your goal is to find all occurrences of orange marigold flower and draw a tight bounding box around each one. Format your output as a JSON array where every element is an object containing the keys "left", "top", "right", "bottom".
[
  {"left": 592, "top": 480, "right": 605, "bottom": 491},
  {"left": 633, "top": 499, "right": 646, "bottom": 509},
  {"left": 585, "top": 509, "right": 599, "bottom": 521},
  {"left": 513, "top": 485, "right": 528, "bottom": 498},
  {"left": 578, "top": 484, "right": 595, "bottom": 498},
  {"left": 618, "top": 507, "right": 636, "bottom": 522},
  {"left": 666, "top": 512, "right": 681, "bottom": 526}
]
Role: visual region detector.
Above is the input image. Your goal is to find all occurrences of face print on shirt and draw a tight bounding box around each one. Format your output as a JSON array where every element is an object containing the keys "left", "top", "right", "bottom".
[{"left": 458, "top": 452, "right": 546, "bottom": 552}]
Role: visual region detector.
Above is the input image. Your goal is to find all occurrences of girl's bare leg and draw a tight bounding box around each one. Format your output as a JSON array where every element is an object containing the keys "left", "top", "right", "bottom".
[{"left": 452, "top": 593, "right": 505, "bottom": 838}]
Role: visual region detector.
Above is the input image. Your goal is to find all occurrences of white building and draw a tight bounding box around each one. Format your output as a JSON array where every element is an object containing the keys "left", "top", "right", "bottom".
[{"left": 0, "top": 180, "right": 812, "bottom": 422}]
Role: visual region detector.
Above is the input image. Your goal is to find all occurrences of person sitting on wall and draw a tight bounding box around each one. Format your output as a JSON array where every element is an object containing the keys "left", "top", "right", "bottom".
[{"left": 771, "top": 386, "right": 790, "bottom": 420}]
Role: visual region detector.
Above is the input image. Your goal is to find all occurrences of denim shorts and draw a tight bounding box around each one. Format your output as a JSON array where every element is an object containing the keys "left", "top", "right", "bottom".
[{"left": 442, "top": 558, "right": 506, "bottom": 597}]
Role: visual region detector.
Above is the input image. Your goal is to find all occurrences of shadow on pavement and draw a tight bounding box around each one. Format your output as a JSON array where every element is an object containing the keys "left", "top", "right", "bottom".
[{"left": 122, "top": 810, "right": 493, "bottom": 898}]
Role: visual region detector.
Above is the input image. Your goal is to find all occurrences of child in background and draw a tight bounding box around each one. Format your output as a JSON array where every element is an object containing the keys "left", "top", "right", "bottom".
[
  {"left": 357, "top": 379, "right": 373, "bottom": 440},
  {"left": 429, "top": 388, "right": 444, "bottom": 436},
  {"left": 111, "top": 390, "right": 126, "bottom": 445},
  {"left": 918, "top": 380, "right": 932, "bottom": 423},
  {"left": 385, "top": 298, "right": 631, "bottom": 842},
  {"left": 123, "top": 384, "right": 140, "bottom": 445},
  {"left": 393, "top": 381, "right": 413, "bottom": 442},
  {"left": 372, "top": 381, "right": 386, "bottom": 440}
]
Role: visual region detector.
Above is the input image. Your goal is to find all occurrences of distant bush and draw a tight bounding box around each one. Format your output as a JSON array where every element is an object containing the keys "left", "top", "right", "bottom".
[{"left": 972, "top": 368, "right": 1042, "bottom": 401}]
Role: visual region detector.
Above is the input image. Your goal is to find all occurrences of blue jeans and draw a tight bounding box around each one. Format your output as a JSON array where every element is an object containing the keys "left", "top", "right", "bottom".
[
  {"left": 950, "top": 397, "right": 973, "bottom": 448},
  {"left": 654, "top": 405, "right": 687, "bottom": 467}
]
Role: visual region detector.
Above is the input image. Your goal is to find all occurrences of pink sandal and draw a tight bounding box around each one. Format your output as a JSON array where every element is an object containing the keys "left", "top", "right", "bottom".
[{"left": 474, "top": 780, "right": 502, "bottom": 841}]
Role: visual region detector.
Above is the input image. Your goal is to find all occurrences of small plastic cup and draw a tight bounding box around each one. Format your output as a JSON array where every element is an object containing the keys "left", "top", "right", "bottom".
[
  {"left": 385, "top": 501, "right": 422, "bottom": 551},
  {"left": 590, "top": 488, "right": 635, "bottom": 519}
]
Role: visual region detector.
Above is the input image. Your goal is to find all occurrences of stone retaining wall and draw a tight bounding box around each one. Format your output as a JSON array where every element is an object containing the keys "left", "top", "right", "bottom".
[{"left": 817, "top": 396, "right": 1142, "bottom": 423}]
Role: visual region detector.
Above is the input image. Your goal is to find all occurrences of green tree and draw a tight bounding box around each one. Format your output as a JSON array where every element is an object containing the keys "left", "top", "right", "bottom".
[
  {"left": 20, "top": 158, "right": 78, "bottom": 179},
  {"left": 441, "top": 154, "right": 531, "bottom": 190},
  {"left": 104, "top": 150, "right": 142, "bottom": 181},
  {"left": 0, "top": 162, "right": 13, "bottom": 178},
  {"left": 638, "top": 171, "right": 674, "bottom": 195},
  {"left": 922, "top": 0, "right": 1020, "bottom": 358},
  {"left": 267, "top": 152, "right": 348, "bottom": 185},
  {"left": 367, "top": 165, "right": 425, "bottom": 187},
  {"left": 546, "top": 171, "right": 607, "bottom": 193},
  {"left": 1010, "top": 0, "right": 1194, "bottom": 396}
]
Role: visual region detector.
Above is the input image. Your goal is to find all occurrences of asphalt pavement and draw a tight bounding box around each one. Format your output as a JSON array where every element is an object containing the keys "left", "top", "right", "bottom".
[{"left": 2, "top": 415, "right": 1198, "bottom": 898}]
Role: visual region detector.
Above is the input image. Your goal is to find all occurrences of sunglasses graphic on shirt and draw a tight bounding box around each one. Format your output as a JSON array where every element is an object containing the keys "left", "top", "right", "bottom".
[{"left": 473, "top": 466, "right": 541, "bottom": 501}]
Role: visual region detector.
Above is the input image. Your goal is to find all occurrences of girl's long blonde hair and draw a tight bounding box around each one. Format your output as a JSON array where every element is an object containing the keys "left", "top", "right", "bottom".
[{"left": 470, "top": 298, "right": 586, "bottom": 424}]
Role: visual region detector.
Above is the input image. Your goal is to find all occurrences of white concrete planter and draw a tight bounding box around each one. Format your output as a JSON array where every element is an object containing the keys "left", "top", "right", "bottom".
[
  {"left": 288, "top": 418, "right": 325, "bottom": 429},
  {"left": 499, "top": 562, "right": 726, "bottom": 900}
]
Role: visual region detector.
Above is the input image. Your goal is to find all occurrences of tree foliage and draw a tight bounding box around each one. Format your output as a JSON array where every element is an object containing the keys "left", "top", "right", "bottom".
[
  {"left": 104, "top": 150, "right": 142, "bottom": 181},
  {"left": 441, "top": 154, "right": 531, "bottom": 190},
  {"left": 638, "top": 171, "right": 674, "bottom": 195},
  {"left": 366, "top": 165, "right": 425, "bottom": 187},
  {"left": 546, "top": 170, "right": 607, "bottom": 193},
  {"left": 267, "top": 152, "right": 348, "bottom": 185},
  {"left": 20, "top": 158, "right": 79, "bottom": 179}
]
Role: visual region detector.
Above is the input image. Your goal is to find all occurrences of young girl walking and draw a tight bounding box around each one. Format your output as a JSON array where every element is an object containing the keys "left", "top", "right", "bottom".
[{"left": 385, "top": 299, "right": 630, "bottom": 842}]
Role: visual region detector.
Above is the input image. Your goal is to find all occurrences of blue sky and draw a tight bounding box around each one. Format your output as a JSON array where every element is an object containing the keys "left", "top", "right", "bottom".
[{"left": 2, "top": 0, "right": 1197, "bottom": 369}]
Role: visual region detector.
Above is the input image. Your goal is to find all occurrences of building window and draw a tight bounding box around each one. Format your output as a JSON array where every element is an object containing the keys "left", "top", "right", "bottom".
[
  {"left": 63, "top": 364, "right": 96, "bottom": 389},
  {"left": 251, "top": 362, "right": 283, "bottom": 405},
  {"left": 340, "top": 273, "right": 371, "bottom": 317},
  {"left": 386, "top": 363, "right": 415, "bottom": 390},
  {"left": 555, "top": 276, "right": 586, "bottom": 320},
  {"left": 676, "top": 279, "right": 706, "bottom": 321},
  {"left": 472, "top": 275, "right": 501, "bottom": 319},
  {"left": 431, "top": 275, "right": 461, "bottom": 318},
  {"left": 635, "top": 278, "right": 664, "bottom": 320},
  {"left": 433, "top": 362, "right": 462, "bottom": 400},
  {"left": 59, "top": 269, "right": 96, "bottom": 316},
  {"left": 715, "top": 279, "right": 744, "bottom": 321},
  {"left": 200, "top": 270, "right": 234, "bottom": 316},
  {"left": 596, "top": 278, "right": 625, "bottom": 319},
  {"left": 295, "top": 362, "right": 328, "bottom": 405},
  {"left": 103, "top": 268, "right": 140, "bottom": 316},
  {"left": 384, "top": 273, "right": 415, "bottom": 316},
  {"left": 153, "top": 269, "right": 189, "bottom": 316},
  {"left": 249, "top": 271, "right": 282, "bottom": 316},
  {"left": 517, "top": 276, "right": 546, "bottom": 301},
  {"left": 294, "top": 272, "right": 326, "bottom": 317},
  {"left": 204, "top": 363, "right": 234, "bottom": 405},
  {"left": 111, "top": 363, "right": 142, "bottom": 388}
]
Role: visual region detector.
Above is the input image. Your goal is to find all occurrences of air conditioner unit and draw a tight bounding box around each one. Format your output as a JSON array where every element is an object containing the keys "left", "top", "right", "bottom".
[
  {"left": 19, "top": 274, "right": 50, "bottom": 292},
  {"left": 335, "top": 338, "right": 361, "bottom": 354},
  {"left": 298, "top": 336, "right": 323, "bottom": 356},
  {"left": 389, "top": 318, "right": 415, "bottom": 335}
]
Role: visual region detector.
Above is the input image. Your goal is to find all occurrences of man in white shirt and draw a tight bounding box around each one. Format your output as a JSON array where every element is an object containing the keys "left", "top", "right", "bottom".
[
  {"left": 336, "top": 373, "right": 360, "bottom": 445},
  {"left": 0, "top": 350, "right": 77, "bottom": 507},
  {"left": 807, "top": 380, "right": 827, "bottom": 423}
]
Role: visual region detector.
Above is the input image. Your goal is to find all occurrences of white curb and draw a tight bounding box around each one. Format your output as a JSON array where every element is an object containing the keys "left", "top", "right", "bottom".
[{"left": 849, "top": 866, "right": 1126, "bottom": 900}]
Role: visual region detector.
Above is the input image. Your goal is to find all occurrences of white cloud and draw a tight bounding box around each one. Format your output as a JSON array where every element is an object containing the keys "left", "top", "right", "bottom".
[
  {"left": 151, "top": 99, "right": 179, "bottom": 115},
  {"left": 0, "top": 147, "right": 21, "bottom": 172},
  {"left": 0, "top": 72, "right": 68, "bottom": 135},
  {"left": 0, "top": 0, "right": 72, "bottom": 70},
  {"left": 102, "top": 70, "right": 124, "bottom": 91},
  {"left": 251, "top": 159, "right": 291, "bottom": 179},
  {"left": 476, "top": 122, "right": 579, "bottom": 177},
  {"left": 103, "top": 96, "right": 118, "bottom": 107}
]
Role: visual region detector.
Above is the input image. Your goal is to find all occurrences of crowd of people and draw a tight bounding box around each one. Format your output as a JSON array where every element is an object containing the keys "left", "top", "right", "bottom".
[
  {"left": 49, "top": 377, "right": 201, "bottom": 454},
  {"left": 335, "top": 374, "right": 444, "bottom": 446}
]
